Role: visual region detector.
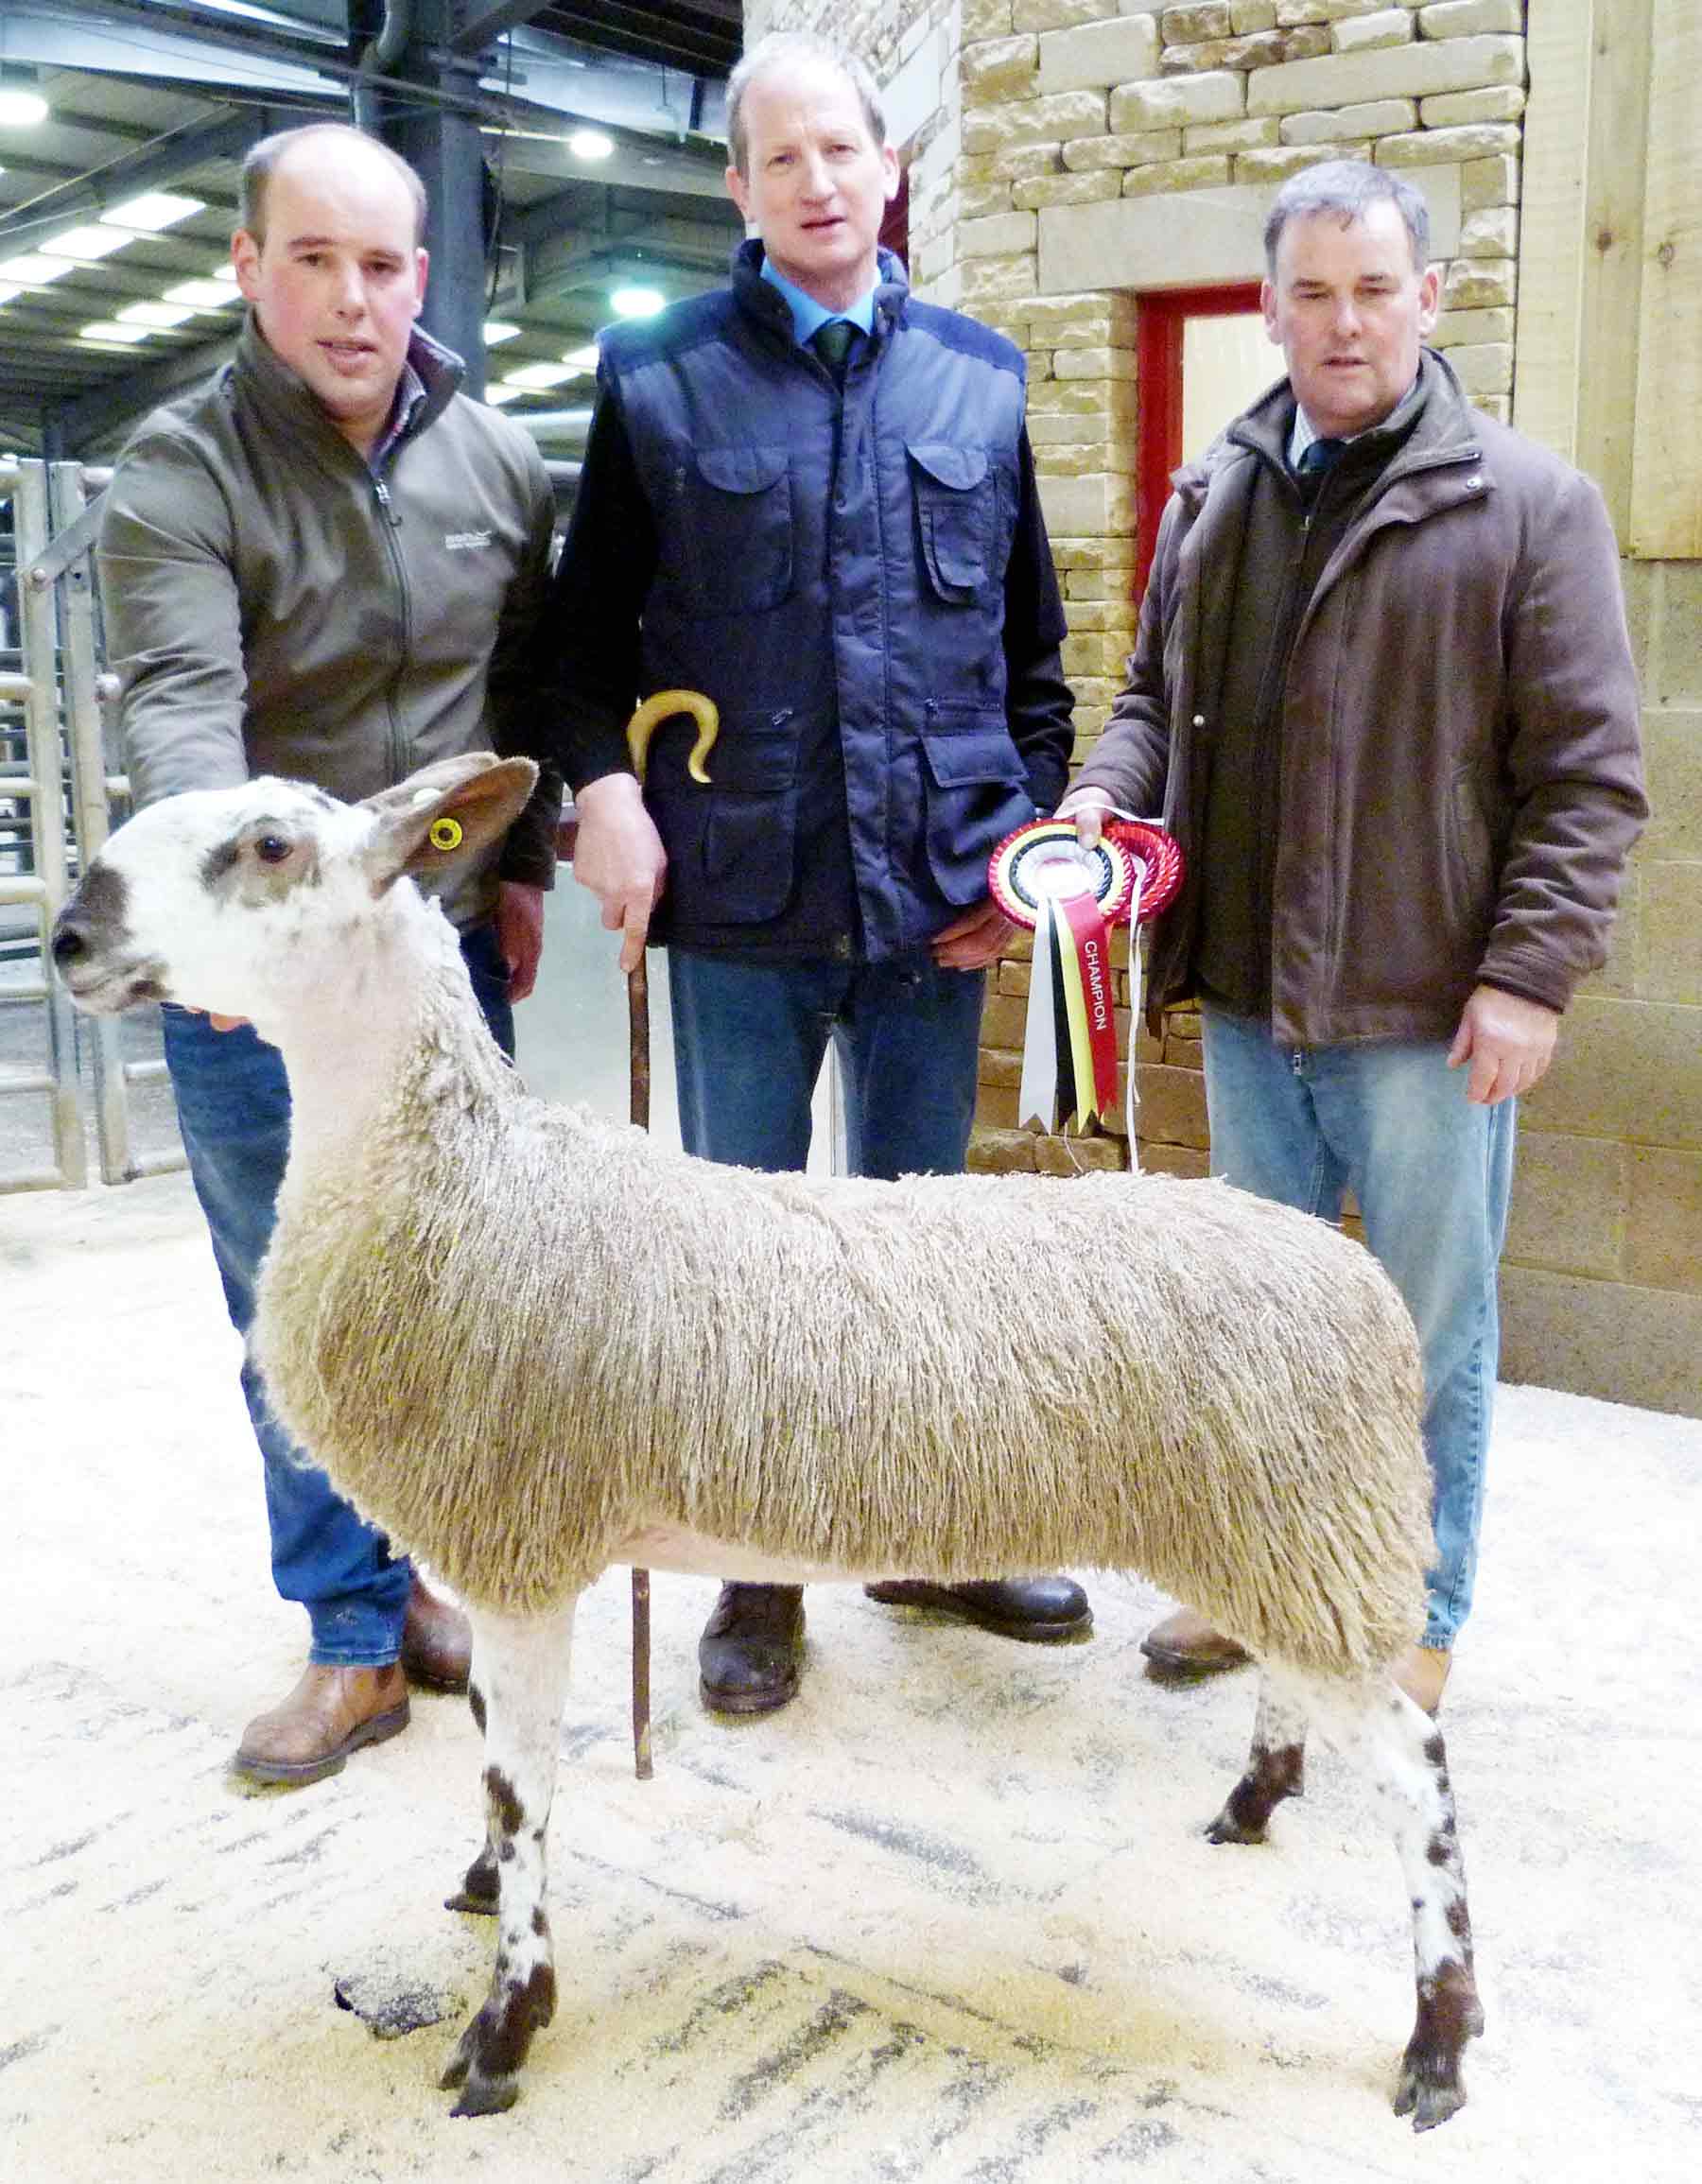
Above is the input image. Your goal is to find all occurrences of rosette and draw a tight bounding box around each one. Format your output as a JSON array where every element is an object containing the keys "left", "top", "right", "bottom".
[{"left": 985, "top": 815, "right": 1184, "bottom": 1142}]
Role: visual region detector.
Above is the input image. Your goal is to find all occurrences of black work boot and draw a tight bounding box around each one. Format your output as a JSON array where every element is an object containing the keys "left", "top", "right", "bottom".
[
  {"left": 863, "top": 1575, "right": 1092, "bottom": 1641},
  {"left": 699, "top": 1583, "right": 807, "bottom": 1714}
]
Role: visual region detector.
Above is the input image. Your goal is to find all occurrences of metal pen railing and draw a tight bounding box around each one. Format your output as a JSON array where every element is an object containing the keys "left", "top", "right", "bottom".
[{"left": 1, "top": 455, "right": 183, "bottom": 1196}]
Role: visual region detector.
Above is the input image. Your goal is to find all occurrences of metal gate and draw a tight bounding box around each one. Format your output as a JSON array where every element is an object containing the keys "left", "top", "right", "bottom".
[{"left": 0, "top": 455, "right": 183, "bottom": 1195}]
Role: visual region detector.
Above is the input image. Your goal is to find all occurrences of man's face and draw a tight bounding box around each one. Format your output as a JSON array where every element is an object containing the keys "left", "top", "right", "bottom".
[
  {"left": 725, "top": 56, "right": 899, "bottom": 311},
  {"left": 1261, "top": 199, "right": 1438, "bottom": 440},
  {"left": 234, "top": 140, "right": 427, "bottom": 454}
]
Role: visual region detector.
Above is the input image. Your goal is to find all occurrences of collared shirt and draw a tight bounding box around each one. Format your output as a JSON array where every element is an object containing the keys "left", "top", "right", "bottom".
[
  {"left": 759, "top": 256, "right": 877, "bottom": 348},
  {"left": 1288, "top": 370, "right": 1423, "bottom": 470},
  {"left": 371, "top": 359, "right": 429, "bottom": 473}
]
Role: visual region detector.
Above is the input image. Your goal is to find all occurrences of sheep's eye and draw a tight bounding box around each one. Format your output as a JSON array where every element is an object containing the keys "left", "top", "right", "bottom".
[{"left": 254, "top": 833, "right": 292, "bottom": 864}]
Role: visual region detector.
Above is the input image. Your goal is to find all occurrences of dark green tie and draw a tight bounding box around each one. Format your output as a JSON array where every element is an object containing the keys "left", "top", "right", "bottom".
[
  {"left": 810, "top": 318, "right": 857, "bottom": 382},
  {"left": 1294, "top": 435, "right": 1344, "bottom": 504}
]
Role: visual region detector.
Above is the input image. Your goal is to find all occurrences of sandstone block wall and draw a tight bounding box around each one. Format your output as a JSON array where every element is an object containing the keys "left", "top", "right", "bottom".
[{"left": 1501, "top": 560, "right": 1702, "bottom": 1415}]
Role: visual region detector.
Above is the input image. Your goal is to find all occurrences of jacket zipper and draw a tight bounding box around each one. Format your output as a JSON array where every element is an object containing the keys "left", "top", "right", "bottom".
[
  {"left": 1267, "top": 442, "right": 1484, "bottom": 1023},
  {"left": 1279, "top": 439, "right": 1484, "bottom": 660},
  {"left": 373, "top": 472, "right": 412, "bottom": 784}
]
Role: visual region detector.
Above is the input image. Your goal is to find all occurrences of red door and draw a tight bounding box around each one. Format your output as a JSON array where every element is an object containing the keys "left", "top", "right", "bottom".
[{"left": 1135, "top": 283, "right": 1263, "bottom": 599}]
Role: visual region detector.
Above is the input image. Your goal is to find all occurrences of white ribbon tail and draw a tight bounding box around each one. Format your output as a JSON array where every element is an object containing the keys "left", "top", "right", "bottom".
[
  {"left": 1124, "top": 857, "right": 1145, "bottom": 1168},
  {"left": 1017, "top": 895, "right": 1059, "bottom": 1131}
]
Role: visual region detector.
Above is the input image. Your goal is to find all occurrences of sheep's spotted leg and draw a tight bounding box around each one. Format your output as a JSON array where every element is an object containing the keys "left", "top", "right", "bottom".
[
  {"left": 1206, "top": 1673, "right": 1308, "bottom": 1844},
  {"left": 441, "top": 1600, "right": 576, "bottom": 2118},
  {"left": 444, "top": 1673, "right": 499, "bottom": 1914},
  {"left": 1314, "top": 1679, "right": 1484, "bottom": 2130}
]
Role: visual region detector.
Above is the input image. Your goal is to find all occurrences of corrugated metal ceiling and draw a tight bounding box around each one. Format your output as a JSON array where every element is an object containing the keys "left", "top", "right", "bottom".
[{"left": 0, "top": 2, "right": 745, "bottom": 455}]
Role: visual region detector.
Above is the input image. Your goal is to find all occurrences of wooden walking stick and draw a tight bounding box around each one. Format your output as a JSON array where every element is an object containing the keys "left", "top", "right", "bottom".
[{"left": 619, "top": 690, "right": 721, "bottom": 1782}]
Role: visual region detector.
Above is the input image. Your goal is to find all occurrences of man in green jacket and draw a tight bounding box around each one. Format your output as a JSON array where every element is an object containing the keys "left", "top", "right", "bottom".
[
  {"left": 1063, "top": 160, "right": 1646, "bottom": 1715},
  {"left": 98, "top": 122, "right": 560, "bottom": 1786}
]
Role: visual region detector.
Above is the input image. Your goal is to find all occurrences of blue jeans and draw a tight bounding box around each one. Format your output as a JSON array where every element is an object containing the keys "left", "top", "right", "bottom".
[
  {"left": 161, "top": 923, "right": 513, "bottom": 1666},
  {"left": 1199, "top": 1005, "right": 1516, "bottom": 1649},
  {"left": 668, "top": 947, "right": 984, "bottom": 1180}
]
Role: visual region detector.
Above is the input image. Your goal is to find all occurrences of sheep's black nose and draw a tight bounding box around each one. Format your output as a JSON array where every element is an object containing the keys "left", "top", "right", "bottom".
[
  {"left": 51, "top": 915, "right": 87, "bottom": 966},
  {"left": 51, "top": 865, "right": 124, "bottom": 971}
]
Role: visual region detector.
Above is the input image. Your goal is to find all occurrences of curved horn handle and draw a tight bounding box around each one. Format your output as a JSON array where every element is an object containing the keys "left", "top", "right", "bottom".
[{"left": 625, "top": 688, "right": 720, "bottom": 786}]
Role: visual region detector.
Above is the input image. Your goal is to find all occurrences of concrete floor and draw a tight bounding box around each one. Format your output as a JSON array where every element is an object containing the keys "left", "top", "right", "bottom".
[{"left": 3, "top": 892, "right": 1700, "bottom": 2183}]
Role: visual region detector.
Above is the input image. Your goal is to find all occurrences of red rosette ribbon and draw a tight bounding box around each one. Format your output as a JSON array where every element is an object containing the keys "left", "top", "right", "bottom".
[
  {"left": 985, "top": 816, "right": 1183, "bottom": 1141},
  {"left": 987, "top": 820, "right": 1128, "bottom": 1134},
  {"left": 1105, "top": 820, "right": 1184, "bottom": 925},
  {"left": 987, "top": 818, "right": 1135, "bottom": 930}
]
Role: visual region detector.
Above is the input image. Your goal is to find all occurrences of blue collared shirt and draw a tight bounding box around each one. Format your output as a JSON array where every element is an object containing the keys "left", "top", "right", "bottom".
[
  {"left": 1289, "top": 369, "right": 1423, "bottom": 468},
  {"left": 371, "top": 359, "right": 429, "bottom": 473},
  {"left": 759, "top": 257, "right": 877, "bottom": 348}
]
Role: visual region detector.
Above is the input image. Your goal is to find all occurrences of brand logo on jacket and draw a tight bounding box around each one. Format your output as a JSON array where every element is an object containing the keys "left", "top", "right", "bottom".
[{"left": 443, "top": 529, "right": 494, "bottom": 551}]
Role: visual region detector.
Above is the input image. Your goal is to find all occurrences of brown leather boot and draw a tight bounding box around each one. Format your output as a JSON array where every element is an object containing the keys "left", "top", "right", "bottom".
[
  {"left": 234, "top": 1663, "right": 409, "bottom": 1787},
  {"left": 1393, "top": 1643, "right": 1451, "bottom": 1716},
  {"left": 1139, "top": 1605, "right": 1251, "bottom": 1678},
  {"left": 400, "top": 1573, "right": 472, "bottom": 1691}
]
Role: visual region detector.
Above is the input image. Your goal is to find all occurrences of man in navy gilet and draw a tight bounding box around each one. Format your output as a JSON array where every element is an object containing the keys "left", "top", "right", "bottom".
[{"left": 546, "top": 30, "right": 1091, "bottom": 1713}]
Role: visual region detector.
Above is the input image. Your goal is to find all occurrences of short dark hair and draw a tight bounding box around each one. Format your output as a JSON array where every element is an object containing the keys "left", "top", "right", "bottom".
[
  {"left": 725, "top": 31, "right": 886, "bottom": 179},
  {"left": 1263, "top": 158, "right": 1431, "bottom": 276},
  {"left": 239, "top": 124, "right": 428, "bottom": 250}
]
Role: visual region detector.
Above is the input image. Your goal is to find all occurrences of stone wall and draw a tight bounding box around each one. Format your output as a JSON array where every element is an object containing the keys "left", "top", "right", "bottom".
[{"left": 1501, "top": 559, "right": 1702, "bottom": 1415}]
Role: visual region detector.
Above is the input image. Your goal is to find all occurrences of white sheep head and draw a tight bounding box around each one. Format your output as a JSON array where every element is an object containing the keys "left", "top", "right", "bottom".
[{"left": 52, "top": 754, "right": 540, "bottom": 1028}]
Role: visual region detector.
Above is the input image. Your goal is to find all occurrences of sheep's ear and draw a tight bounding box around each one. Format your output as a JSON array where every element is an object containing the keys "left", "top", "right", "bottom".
[{"left": 359, "top": 755, "right": 541, "bottom": 894}]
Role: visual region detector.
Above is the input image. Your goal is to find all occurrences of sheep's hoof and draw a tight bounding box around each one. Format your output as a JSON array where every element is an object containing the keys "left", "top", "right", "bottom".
[
  {"left": 447, "top": 2070, "right": 520, "bottom": 2118},
  {"left": 440, "top": 2027, "right": 476, "bottom": 2091},
  {"left": 441, "top": 2025, "right": 517, "bottom": 2114},
  {"left": 443, "top": 1846, "right": 499, "bottom": 1915},
  {"left": 1393, "top": 1993, "right": 1483, "bottom": 2131},
  {"left": 440, "top": 1964, "right": 555, "bottom": 2117},
  {"left": 1204, "top": 1805, "right": 1266, "bottom": 1846},
  {"left": 1393, "top": 2047, "right": 1468, "bottom": 2131}
]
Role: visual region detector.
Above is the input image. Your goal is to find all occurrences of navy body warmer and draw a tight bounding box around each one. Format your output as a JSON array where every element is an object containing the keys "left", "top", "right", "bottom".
[{"left": 601, "top": 247, "right": 1068, "bottom": 962}]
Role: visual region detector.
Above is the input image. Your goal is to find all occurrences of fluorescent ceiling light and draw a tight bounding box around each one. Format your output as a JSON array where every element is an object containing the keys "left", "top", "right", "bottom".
[
  {"left": 610, "top": 286, "right": 665, "bottom": 319},
  {"left": 43, "top": 225, "right": 134, "bottom": 262},
  {"left": 501, "top": 362, "right": 580, "bottom": 390},
  {"left": 0, "top": 90, "right": 49, "bottom": 129},
  {"left": 102, "top": 192, "right": 205, "bottom": 234},
  {"left": 564, "top": 343, "right": 599, "bottom": 368},
  {"left": 483, "top": 321, "right": 520, "bottom": 345},
  {"left": 0, "top": 286, "right": 20, "bottom": 308},
  {"left": 213, "top": 262, "right": 239, "bottom": 283},
  {"left": 483, "top": 385, "right": 522, "bottom": 405},
  {"left": 163, "top": 279, "right": 243, "bottom": 308},
  {"left": 568, "top": 130, "right": 615, "bottom": 162},
  {"left": 0, "top": 253, "right": 75, "bottom": 285},
  {"left": 117, "top": 301, "right": 196, "bottom": 329},
  {"left": 79, "top": 321, "right": 151, "bottom": 346}
]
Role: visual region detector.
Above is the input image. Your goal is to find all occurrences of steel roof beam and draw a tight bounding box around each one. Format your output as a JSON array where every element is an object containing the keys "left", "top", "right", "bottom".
[
  {"left": 452, "top": 4, "right": 560, "bottom": 57},
  {"left": 0, "top": 113, "right": 268, "bottom": 256}
]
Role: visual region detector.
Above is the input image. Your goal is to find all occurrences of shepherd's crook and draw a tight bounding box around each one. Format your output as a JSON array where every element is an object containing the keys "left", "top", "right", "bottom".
[{"left": 620, "top": 689, "right": 721, "bottom": 1780}]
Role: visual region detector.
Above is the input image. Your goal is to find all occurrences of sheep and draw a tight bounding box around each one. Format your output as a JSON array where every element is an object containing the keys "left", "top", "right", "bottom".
[{"left": 52, "top": 753, "right": 1484, "bottom": 2131}]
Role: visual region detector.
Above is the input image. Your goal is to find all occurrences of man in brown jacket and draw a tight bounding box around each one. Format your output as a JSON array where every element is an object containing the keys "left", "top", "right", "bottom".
[{"left": 1063, "top": 160, "right": 1646, "bottom": 1713}]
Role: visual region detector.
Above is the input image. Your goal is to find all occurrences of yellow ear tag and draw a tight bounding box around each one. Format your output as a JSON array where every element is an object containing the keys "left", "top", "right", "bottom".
[{"left": 429, "top": 817, "right": 464, "bottom": 853}]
